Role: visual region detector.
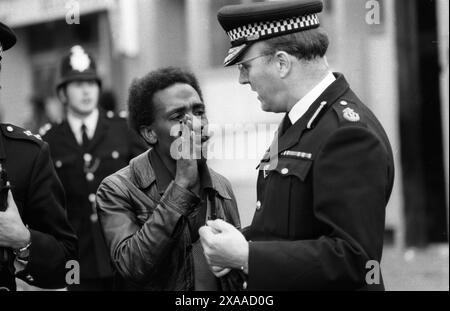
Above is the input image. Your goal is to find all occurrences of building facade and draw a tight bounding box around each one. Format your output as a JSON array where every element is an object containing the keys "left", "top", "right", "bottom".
[{"left": 0, "top": 0, "right": 448, "bottom": 247}]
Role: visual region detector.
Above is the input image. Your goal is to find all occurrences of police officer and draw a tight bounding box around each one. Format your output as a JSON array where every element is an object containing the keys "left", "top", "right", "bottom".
[
  {"left": 199, "top": 0, "right": 395, "bottom": 290},
  {"left": 0, "top": 22, "right": 78, "bottom": 291},
  {"left": 41, "top": 46, "right": 146, "bottom": 290}
]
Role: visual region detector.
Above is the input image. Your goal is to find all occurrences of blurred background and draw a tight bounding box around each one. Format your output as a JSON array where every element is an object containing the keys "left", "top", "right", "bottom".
[{"left": 0, "top": 0, "right": 448, "bottom": 290}]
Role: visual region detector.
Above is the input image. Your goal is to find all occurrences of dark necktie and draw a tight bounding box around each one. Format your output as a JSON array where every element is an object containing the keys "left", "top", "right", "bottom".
[
  {"left": 280, "top": 114, "right": 292, "bottom": 136},
  {"left": 81, "top": 123, "right": 90, "bottom": 149}
]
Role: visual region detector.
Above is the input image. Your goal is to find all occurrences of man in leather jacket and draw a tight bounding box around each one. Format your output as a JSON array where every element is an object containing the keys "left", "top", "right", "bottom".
[{"left": 96, "top": 67, "right": 241, "bottom": 290}]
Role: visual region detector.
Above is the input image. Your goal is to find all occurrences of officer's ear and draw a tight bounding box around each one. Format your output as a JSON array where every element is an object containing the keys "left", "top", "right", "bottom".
[
  {"left": 140, "top": 126, "right": 158, "bottom": 145},
  {"left": 57, "top": 87, "right": 67, "bottom": 104},
  {"left": 274, "top": 51, "right": 291, "bottom": 79}
]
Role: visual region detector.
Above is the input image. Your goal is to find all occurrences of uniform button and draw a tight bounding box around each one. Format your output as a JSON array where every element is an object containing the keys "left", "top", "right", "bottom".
[
  {"left": 83, "top": 153, "right": 92, "bottom": 163},
  {"left": 111, "top": 151, "right": 119, "bottom": 159},
  {"left": 281, "top": 168, "right": 289, "bottom": 175},
  {"left": 55, "top": 160, "right": 62, "bottom": 168},
  {"left": 340, "top": 100, "right": 348, "bottom": 106},
  {"left": 86, "top": 172, "right": 94, "bottom": 181},
  {"left": 6, "top": 126, "right": 13, "bottom": 132},
  {"left": 88, "top": 193, "right": 96, "bottom": 203},
  {"left": 242, "top": 281, "right": 247, "bottom": 290},
  {"left": 90, "top": 213, "right": 98, "bottom": 223},
  {"left": 256, "top": 201, "right": 261, "bottom": 211},
  {"left": 107, "top": 111, "right": 114, "bottom": 118}
]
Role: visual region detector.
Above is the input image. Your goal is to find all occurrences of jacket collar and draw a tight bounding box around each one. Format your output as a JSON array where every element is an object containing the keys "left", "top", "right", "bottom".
[
  {"left": 130, "top": 149, "right": 231, "bottom": 199},
  {"left": 274, "top": 72, "right": 350, "bottom": 154},
  {"left": 0, "top": 125, "right": 6, "bottom": 160}
]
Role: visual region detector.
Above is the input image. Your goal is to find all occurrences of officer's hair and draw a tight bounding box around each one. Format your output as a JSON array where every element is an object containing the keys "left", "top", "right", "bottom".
[
  {"left": 261, "top": 27, "right": 329, "bottom": 61},
  {"left": 128, "top": 67, "right": 203, "bottom": 134}
]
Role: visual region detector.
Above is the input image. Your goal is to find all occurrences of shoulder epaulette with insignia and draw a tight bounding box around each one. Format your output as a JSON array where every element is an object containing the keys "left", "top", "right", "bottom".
[
  {"left": 1, "top": 124, "right": 44, "bottom": 145},
  {"left": 332, "top": 100, "right": 361, "bottom": 124}
]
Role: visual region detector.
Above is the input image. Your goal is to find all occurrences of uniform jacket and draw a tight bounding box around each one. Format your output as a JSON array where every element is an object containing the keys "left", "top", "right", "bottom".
[
  {"left": 42, "top": 110, "right": 146, "bottom": 279},
  {"left": 96, "top": 150, "right": 241, "bottom": 290},
  {"left": 245, "top": 73, "right": 395, "bottom": 290},
  {"left": 0, "top": 124, "right": 78, "bottom": 290}
]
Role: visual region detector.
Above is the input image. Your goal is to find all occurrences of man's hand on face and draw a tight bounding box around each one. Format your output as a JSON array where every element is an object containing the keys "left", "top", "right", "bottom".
[
  {"left": 0, "top": 190, "right": 31, "bottom": 249},
  {"left": 174, "top": 116, "right": 202, "bottom": 192},
  {"left": 199, "top": 219, "right": 249, "bottom": 275}
]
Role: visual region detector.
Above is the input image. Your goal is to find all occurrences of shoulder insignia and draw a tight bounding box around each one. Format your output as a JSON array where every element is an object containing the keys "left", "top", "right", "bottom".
[
  {"left": 333, "top": 99, "right": 362, "bottom": 124},
  {"left": 38, "top": 123, "right": 53, "bottom": 136},
  {"left": 1, "top": 124, "right": 44, "bottom": 145},
  {"left": 24, "top": 130, "right": 43, "bottom": 141},
  {"left": 342, "top": 107, "right": 360, "bottom": 122}
]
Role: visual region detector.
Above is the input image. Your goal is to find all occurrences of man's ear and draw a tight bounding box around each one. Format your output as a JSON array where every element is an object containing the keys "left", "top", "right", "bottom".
[
  {"left": 275, "top": 51, "right": 291, "bottom": 79},
  {"left": 57, "top": 87, "right": 67, "bottom": 104},
  {"left": 140, "top": 126, "right": 158, "bottom": 145}
]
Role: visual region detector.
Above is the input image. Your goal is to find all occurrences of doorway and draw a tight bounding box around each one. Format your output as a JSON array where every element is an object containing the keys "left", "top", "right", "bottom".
[{"left": 396, "top": 0, "right": 447, "bottom": 246}]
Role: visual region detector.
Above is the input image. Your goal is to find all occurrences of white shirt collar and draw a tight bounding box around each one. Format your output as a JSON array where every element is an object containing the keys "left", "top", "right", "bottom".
[
  {"left": 67, "top": 108, "right": 99, "bottom": 145},
  {"left": 288, "top": 72, "right": 336, "bottom": 124}
]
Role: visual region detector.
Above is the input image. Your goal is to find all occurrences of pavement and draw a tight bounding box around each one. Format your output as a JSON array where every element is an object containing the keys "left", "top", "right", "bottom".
[{"left": 381, "top": 243, "right": 449, "bottom": 291}]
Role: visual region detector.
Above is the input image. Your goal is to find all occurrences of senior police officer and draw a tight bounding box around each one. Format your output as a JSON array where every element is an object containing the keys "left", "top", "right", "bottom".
[
  {"left": 0, "top": 22, "right": 78, "bottom": 291},
  {"left": 199, "top": 0, "right": 395, "bottom": 290},
  {"left": 41, "top": 46, "right": 146, "bottom": 290}
]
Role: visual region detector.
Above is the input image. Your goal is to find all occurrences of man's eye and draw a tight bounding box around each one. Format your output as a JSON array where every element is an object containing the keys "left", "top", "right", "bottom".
[
  {"left": 171, "top": 114, "right": 183, "bottom": 121},
  {"left": 194, "top": 110, "right": 205, "bottom": 116}
]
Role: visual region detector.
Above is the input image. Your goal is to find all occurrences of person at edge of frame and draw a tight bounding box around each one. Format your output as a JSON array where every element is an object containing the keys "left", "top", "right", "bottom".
[{"left": 0, "top": 21, "right": 78, "bottom": 291}]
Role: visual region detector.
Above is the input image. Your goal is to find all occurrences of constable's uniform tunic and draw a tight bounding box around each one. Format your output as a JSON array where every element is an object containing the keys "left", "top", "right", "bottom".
[
  {"left": 0, "top": 124, "right": 78, "bottom": 290},
  {"left": 245, "top": 73, "right": 395, "bottom": 290},
  {"left": 41, "top": 111, "right": 146, "bottom": 283}
]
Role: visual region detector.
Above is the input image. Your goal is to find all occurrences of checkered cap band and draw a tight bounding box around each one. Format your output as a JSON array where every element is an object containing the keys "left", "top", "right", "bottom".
[{"left": 227, "top": 13, "right": 320, "bottom": 44}]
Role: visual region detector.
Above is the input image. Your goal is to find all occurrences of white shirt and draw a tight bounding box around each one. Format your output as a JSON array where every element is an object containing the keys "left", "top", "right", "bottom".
[
  {"left": 288, "top": 72, "right": 336, "bottom": 124},
  {"left": 67, "top": 108, "right": 99, "bottom": 145}
]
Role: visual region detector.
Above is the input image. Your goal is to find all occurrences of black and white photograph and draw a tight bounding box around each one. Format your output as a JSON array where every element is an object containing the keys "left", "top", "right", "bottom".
[{"left": 0, "top": 0, "right": 448, "bottom": 302}]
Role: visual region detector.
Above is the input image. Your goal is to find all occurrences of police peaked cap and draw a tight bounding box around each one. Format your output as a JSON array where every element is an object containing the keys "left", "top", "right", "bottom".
[{"left": 217, "top": 0, "right": 323, "bottom": 66}]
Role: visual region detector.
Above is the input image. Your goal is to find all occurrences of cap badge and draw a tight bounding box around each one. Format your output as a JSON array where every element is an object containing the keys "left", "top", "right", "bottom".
[
  {"left": 246, "top": 33, "right": 260, "bottom": 41},
  {"left": 70, "top": 45, "right": 91, "bottom": 72},
  {"left": 343, "top": 108, "right": 360, "bottom": 122}
]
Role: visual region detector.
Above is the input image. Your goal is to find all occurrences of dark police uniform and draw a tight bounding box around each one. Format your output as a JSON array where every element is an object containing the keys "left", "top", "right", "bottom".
[
  {"left": 41, "top": 111, "right": 146, "bottom": 288},
  {"left": 41, "top": 46, "right": 147, "bottom": 289},
  {"left": 217, "top": 1, "right": 395, "bottom": 290},
  {"left": 1, "top": 21, "right": 77, "bottom": 291},
  {"left": 0, "top": 123, "right": 78, "bottom": 291}
]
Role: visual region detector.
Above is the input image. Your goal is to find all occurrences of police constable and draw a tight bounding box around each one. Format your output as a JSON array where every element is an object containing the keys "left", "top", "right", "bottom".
[
  {"left": 199, "top": 0, "right": 395, "bottom": 290},
  {"left": 0, "top": 22, "right": 78, "bottom": 291},
  {"left": 41, "top": 46, "right": 146, "bottom": 290}
]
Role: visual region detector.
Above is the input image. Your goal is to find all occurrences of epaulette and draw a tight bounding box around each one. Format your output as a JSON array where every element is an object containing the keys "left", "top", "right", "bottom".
[
  {"left": 1, "top": 124, "right": 44, "bottom": 145},
  {"left": 332, "top": 100, "right": 361, "bottom": 125}
]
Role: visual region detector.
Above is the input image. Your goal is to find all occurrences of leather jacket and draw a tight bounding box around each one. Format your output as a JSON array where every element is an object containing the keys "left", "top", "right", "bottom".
[{"left": 96, "top": 150, "right": 241, "bottom": 290}]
